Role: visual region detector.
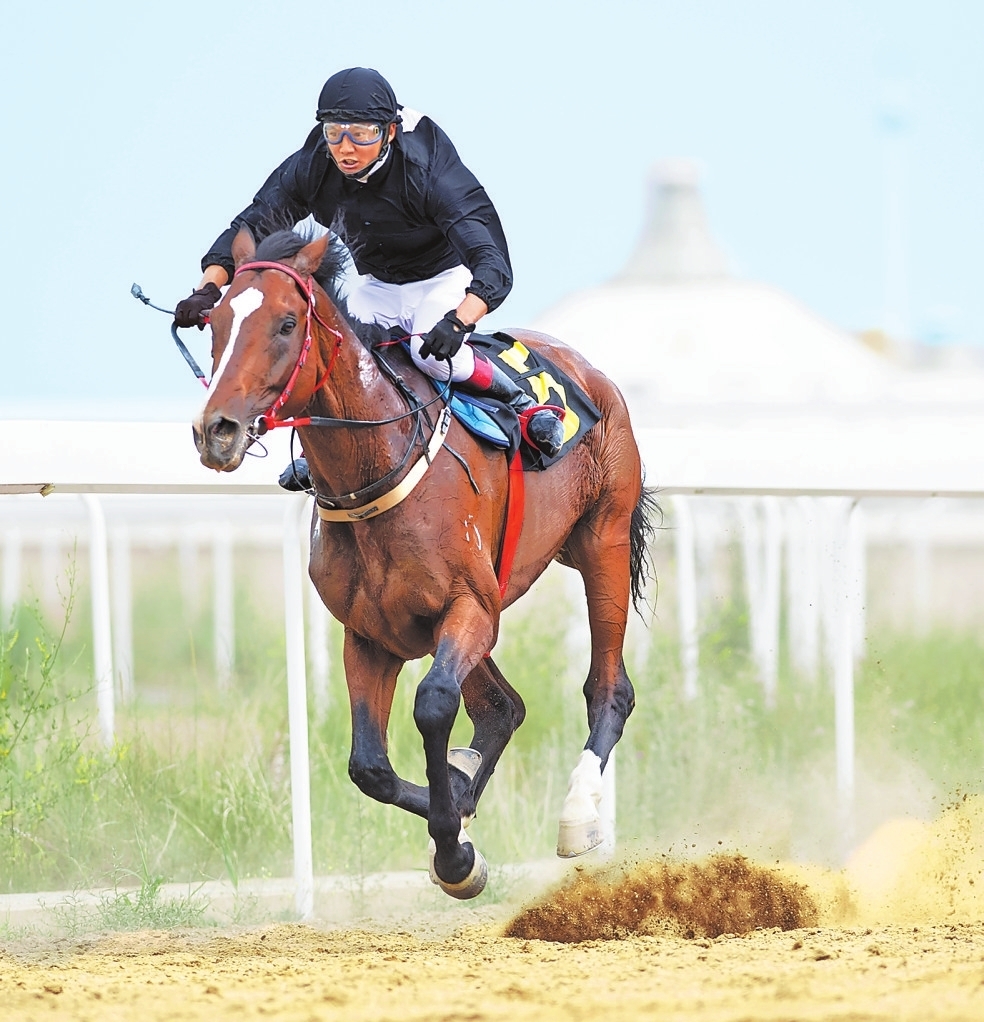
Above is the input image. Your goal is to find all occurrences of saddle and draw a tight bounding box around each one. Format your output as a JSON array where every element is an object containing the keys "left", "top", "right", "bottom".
[{"left": 429, "top": 331, "right": 602, "bottom": 471}]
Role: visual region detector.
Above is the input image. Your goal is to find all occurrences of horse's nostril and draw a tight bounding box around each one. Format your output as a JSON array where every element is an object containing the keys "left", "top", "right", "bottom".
[{"left": 207, "top": 415, "right": 242, "bottom": 451}]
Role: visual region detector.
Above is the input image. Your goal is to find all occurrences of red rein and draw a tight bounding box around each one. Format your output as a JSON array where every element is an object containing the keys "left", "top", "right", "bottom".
[{"left": 232, "top": 260, "right": 344, "bottom": 433}]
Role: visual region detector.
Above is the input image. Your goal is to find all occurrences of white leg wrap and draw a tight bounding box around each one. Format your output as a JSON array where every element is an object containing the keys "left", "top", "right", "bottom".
[{"left": 557, "top": 749, "right": 604, "bottom": 857}]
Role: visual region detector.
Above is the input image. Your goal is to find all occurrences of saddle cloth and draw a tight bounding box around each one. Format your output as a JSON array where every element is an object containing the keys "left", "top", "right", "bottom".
[{"left": 432, "top": 331, "right": 602, "bottom": 471}]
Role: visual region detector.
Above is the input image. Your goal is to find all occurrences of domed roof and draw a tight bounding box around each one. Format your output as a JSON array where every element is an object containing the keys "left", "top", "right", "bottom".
[{"left": 533, "top": 160, "right": 901, "bottom": 424}]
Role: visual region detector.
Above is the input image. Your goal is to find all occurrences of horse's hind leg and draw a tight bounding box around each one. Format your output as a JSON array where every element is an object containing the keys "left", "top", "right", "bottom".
[
  {"left": 455, "top": 656, "right": 526, "bottom": 822},
  {"left": 557, "top": 494, "right": 639, "bottom": 856},
  {"left": 343, "top": 628, "right": 430, "bottom": 817}
]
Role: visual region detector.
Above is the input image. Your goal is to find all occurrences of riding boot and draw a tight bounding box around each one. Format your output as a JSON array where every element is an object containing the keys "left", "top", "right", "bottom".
[
  {"left": 278, "top": 457, "right": 313, "bottom": 492},
  {"left": 461, "top": 358, "right": 565, "bottom": 458}
]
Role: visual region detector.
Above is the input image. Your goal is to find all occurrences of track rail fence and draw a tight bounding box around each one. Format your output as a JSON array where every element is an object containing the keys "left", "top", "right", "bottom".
[{"left": 3, "top": 419, "right": 984, "bottom": 916}]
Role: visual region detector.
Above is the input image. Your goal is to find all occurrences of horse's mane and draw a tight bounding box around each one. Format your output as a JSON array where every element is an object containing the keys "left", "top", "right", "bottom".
[{"left": 251, "top": 228, "right": 384, "bottom": 349}]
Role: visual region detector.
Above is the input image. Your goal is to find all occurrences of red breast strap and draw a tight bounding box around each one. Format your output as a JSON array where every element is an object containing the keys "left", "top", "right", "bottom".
[{"left": 495, "top": 450, "right": 526, "bottom": 601}]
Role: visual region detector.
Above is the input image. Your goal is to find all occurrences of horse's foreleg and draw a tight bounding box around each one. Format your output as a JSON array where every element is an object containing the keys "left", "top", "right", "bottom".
[
  {"left": 343, "top": 628, "right": 430, "bottom": 817},
  {"left": 413, "top": 598, "right": 494, "bottom": 897},
  {"left": 558, "top": 511, "right": 637, "bottom": 856},
  {"left": 457, "top": 656, "right": 526, "bottom": 821}
]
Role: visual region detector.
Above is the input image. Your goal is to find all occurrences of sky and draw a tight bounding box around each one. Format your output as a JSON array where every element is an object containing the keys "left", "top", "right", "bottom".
[{"left": 1, "top": 0, "right": 981, "bottom": 408}]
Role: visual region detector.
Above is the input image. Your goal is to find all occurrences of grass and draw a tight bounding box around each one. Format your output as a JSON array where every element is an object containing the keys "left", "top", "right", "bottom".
[
  {"left": 2, "top": 547, "right": 984, "bottom": 916},
  {"left": 51, "top": 874, "right": 209, "bottom": 936}
]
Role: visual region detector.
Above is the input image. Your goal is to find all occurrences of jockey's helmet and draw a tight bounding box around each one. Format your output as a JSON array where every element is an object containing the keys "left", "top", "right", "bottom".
[{"left": 316, "top": 68, "right": 401, "bottom": 126}]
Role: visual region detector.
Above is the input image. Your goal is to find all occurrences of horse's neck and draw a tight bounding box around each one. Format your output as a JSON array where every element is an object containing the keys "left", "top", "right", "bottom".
[{"left": 302, "top": 311, "right": 416, "bottom": 496}]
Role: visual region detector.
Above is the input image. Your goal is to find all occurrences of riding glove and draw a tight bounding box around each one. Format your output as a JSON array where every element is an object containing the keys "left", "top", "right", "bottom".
[
  {"left": 418, "top": 310, "right": 475, "bottom": 361},
  {"left": 174, "top": 282, "right": 222, "bottom": 329}
]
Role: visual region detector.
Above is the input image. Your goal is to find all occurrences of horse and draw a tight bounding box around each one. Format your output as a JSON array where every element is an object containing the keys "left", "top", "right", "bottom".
[{"left": 193, "top": 226, "right": 658, "bottom": 899}]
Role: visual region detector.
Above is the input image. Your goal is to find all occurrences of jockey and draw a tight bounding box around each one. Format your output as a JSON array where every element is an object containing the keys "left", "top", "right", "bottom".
[{"left": 175, "top": 67, "right": 565, "bottom": 477}]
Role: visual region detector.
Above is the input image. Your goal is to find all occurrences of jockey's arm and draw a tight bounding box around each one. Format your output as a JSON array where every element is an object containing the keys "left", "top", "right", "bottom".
[
  {"left": 455, "top": 292, "right": 488, "bottom": 329},
  {"left": 197, "top": 264, "right": 230, "bottom": 291}
]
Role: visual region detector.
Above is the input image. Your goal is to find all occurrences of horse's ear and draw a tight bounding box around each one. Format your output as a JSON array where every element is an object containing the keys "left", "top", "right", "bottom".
[
  {"left": 231, "top": 225, "right": 256, "bottom": 268},
  {"left": 294, "top": 233, "right": 330, "bottom": 277}
]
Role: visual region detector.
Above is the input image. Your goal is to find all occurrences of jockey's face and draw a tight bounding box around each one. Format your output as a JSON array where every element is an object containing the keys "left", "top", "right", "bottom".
[{"left": 326, "top": 122, "right": 397, "bottom": 176}]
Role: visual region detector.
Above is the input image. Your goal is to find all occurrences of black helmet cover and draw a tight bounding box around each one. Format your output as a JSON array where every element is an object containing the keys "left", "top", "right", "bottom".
[{"left": 316, "top": 68, "right": 401, "bottom": 125}]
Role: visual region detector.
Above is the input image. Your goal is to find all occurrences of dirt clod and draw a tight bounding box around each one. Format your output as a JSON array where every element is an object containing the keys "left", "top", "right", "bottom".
[{"left": 504, "top": 854, "right": 818, "bottom": 943}]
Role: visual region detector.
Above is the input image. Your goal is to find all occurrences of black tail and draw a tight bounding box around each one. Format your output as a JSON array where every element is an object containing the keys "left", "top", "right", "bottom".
[{"left": 629, "top": 476, "right": 662, "bottom": 617}]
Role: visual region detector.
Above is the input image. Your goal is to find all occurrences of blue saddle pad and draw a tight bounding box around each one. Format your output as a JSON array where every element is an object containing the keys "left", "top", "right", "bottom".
[{"left": 445, "top": 391, "right": 511, "bottom": 449}]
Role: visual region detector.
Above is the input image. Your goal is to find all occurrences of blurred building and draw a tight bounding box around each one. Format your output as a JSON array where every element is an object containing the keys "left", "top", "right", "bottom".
[{"left": 533, "top": 160, "right": 984, "bottom": 427}]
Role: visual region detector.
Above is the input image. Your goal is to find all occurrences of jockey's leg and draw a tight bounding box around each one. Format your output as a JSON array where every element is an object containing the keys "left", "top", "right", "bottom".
[
  {"left": 407, "top": 265, "right": 478, "bottom": 383},
  {"left": 344, "top": 273, "right": 408, "bottom": 332},
  {"left": 459, "top": 356, "right": 565, "bottom": 458}
]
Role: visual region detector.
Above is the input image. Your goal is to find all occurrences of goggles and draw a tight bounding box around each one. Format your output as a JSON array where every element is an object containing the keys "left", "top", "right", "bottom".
[{"left": 322, "top": 121, "right": 385, "bottom": 146}]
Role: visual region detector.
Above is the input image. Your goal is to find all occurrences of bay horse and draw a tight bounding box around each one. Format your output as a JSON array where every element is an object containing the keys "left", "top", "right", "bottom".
[{"left": 194, "top": 227, "right": 657, "bottom": 898}]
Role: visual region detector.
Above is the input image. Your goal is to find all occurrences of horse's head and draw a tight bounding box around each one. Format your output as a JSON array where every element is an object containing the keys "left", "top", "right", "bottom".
[{"left": 193, "top": 227, "right": 334, "bottom": 471}]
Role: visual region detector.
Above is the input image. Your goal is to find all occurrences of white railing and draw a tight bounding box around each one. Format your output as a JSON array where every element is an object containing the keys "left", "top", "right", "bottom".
[{"left": 4, "top": 418, "right": 984, "bottom": 915}]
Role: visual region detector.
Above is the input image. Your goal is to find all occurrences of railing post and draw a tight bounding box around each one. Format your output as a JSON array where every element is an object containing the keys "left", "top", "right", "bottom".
[
  {"left": 283, "top": 494, "right": 314, "bottom": 920},
  {"left": 82, "top": 495, "right": 114, "bottom": 747},
  {"left": 1, "top": 526, "right": 22, "bottom": 623},
  {"left": 111, "top": 525, "right": 134, "bottom": 703},
  {"left": 672, "top": 495, "right": 699, "bottom": 700},
  {"left": 212, "top": 523, "right": 234, "bottom": 691}
]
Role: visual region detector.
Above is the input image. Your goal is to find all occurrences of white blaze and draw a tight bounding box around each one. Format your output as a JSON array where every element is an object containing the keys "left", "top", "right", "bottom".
[{"left": 206, "top": 287, "right": 264, "bottom": 397}]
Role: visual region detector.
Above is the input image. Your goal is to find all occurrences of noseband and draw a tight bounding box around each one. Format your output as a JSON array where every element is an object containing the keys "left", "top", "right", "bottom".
[{"left": 233, "top": 259, "right": 344, "bottom": 432}]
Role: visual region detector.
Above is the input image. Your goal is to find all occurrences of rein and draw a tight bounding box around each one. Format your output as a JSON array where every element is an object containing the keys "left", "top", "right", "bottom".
[
  {"left": 232, "top": 257, "right": 455, "bottom": 522},
  {"left": 231, "top": 260, "right": 453, "bottom": 436}
]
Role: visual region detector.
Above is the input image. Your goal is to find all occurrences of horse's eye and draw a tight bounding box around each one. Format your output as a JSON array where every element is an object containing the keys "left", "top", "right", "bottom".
[{"left": 280, "top": 317, "right": 296, "bottom": 336}]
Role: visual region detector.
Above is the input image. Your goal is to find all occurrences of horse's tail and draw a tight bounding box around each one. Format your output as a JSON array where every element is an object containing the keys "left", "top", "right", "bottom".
[{"left": 629, "top": 474, "right": 662, "bottom": 617}]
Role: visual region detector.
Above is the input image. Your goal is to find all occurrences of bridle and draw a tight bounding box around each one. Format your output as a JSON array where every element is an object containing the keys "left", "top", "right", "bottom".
[
  {"left": 232, "top": 259, "right": 344, "bottom": 433},
  {"left": 225, "top": 257, "right": 456, "bottom": 521},
  {"left": 227, "top": 258, "right": 452, "bottom": 436},
  {"left": 135, "top": 261, "right": 456, "bottom": 517}
]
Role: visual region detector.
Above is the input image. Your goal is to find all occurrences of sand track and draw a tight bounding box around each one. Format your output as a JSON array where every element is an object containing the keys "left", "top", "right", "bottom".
[
  {"left": 5, "top": 802, "right": 984, "bottom": 1021},
  {"left": 4, "top": 920, "right": 984, "bottom": 1021}
]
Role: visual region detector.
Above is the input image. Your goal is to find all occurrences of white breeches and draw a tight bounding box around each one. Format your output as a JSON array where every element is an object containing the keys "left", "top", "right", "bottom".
[{"left": 345, "top": 264, "right": 477, "bottom": 383}]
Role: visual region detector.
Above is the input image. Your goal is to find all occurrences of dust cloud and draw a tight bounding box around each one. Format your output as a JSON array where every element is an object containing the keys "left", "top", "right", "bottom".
[
  {"left": 506, "top": 796, "right": 984, "bottom": 943},
  {"left": 840, "top": 793, "right": 984, "bottom": 925}
]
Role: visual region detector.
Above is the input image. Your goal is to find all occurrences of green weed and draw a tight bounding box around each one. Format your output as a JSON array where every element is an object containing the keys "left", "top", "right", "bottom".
[{"left": 2, "top": 548, "right": 983, "bottom": 906}]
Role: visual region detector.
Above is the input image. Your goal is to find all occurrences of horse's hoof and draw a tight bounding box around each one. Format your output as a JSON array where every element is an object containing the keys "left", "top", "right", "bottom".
[
  {"left": 556, "top": 815, "right": 604, "bottom": 858},
  {"left": 448, "top": 747, "right": 481, "bottom": 828},
  {"left": 441, "top": 846, "right": 488, "bottom": 900},
  {"left": 427, "top": 827, "right": 489, "bottom": 899},
  {"left": 448, "top": 747, "right": 482, "bottom": 780}
]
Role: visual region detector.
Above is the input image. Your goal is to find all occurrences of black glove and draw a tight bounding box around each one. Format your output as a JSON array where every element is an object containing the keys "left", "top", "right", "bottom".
[
  {"left": 418, "top": 310, "right": 475, "bottom": 362},
  {"left": 174, "top": 282, "right": 221, "bottom": 329}
]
